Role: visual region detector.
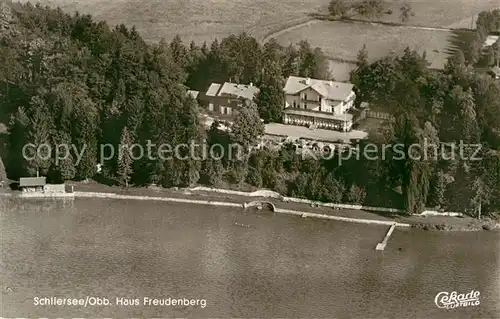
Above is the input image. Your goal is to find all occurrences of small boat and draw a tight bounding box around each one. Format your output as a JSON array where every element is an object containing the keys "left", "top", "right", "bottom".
[{"left": 234, "top": 222, "right": 251, "bottom": 228}]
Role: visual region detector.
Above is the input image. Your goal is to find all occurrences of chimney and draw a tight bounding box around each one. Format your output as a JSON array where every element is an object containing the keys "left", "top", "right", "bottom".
[
  {"left": 250, "top": 82, "right": 253, "bottom": 87},
  {"left": 305, "top": 78, "right": 311, "bottom": 85},
  {"left": 329, "top": 80, "right": 333, "bottom": 86}
]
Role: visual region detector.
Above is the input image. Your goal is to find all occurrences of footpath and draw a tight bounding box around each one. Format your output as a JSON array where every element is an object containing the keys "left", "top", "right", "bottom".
[{"left": 4, "top": 182, "right": 499, "bottom": 232}]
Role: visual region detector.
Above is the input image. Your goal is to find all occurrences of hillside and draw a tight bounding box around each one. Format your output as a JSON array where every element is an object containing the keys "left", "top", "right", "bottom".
[
  {"left": 18, "top": 0, "right": 327, "bottom": 43},
  {"left": 17, "top": 0, "right": 500, "bottom": 44}
]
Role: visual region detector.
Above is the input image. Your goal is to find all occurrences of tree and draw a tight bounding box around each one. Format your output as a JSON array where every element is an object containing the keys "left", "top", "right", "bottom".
[
  {"left": 444, "top": 49, "right": 466, "bottom": 77},
  {"left": 346, "top": 184, "right": 367, "bottom": 204},
  {"left": 399, "top": 3, "right": 414, "bottom": 23},
  {"left": 328, "top": 0, "right": 349, "bottom": 17},
  {"left": 170, "top": 35, "right": 187, "bottom": 67},
  {"left": 229, "top": 160, "right": 248, "bottom": 187},
  {"left": 428, "top": 170, "right": 447, "bottom": 208},
  {"left": 311, "top": 47, "right": 332, "bottom": 80},
  {"left": 487, "top": 46, "right": 495, "bottom": 66},
  {"left": 321, "top": 172, "right": 345, "bottom": 203},
  {"left": 0, "top": 155, "right": 6, "bottom": 184},
  {"left": 25, "top": 104, "right": 52, "bottom": 177},
  {"left": 203, "top": 158, "right": 224, "bottom": 187},
  {"left": 466, "top": 34, "right": 481, "bottom": 66},
  {"left": 470, "top": 177, "right": 491, "bottom": 219},
  {"left": 57, "top": 153, "right": 76, "bottom": 182},
  {"left": 492, "top": 41, "right": 500, "bottom": 66},
  {"left": 355, "top": 0, "right": 386, "bottom": 21},
  {"left": 52, "top": 132, "right": 76, "bottom": 182},
  {"left": 448, "top": 86, "right": 481, "bottom": 143},
  {"left": 117, "top": 127, "right": 133, "bottom": 187},
  {"left": 254, "top": 61, "right": 285, "bottom": 123},
  {"left": 291, "top": 173, "right": 310, "bottom": 198},
  {"left": 273, "top": 174, "right": 288, "bottom": 194},
  {"left": 282, "top": 44, "right": 299, "bottom": 77},
  {"left": 404, "top": 160, "right": 431, "bottom": 215},
  {"left": 356, "top": 44, "right": 369, "bottom": 68},
  {"left": 230, "top": 102, "right": 264, "bottom": 149}
]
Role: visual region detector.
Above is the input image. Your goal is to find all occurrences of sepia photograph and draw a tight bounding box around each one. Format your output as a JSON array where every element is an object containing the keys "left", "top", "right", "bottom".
[{"left": 0, "top": 0, "right": 499, "bottom": 317}]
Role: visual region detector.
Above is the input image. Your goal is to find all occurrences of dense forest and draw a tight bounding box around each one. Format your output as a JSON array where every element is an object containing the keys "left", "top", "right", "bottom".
[{"left": 0, "top": 2, "right": 499, "bottom": 216}]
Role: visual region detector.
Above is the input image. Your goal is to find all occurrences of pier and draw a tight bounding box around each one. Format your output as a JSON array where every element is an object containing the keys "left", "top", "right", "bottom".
[{"left": 376, "top": 223, "right": 397, "bottom": 251}]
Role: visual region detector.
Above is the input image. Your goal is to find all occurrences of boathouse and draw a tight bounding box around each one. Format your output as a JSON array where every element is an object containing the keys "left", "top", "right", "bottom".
[{"left": 19, "top": 176, "right": 46, "bottom": 192}]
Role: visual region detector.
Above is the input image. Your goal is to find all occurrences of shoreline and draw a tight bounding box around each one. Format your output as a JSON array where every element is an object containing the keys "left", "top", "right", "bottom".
[{"left": 2, "top": 182, "right": 498, "bottom": 232}]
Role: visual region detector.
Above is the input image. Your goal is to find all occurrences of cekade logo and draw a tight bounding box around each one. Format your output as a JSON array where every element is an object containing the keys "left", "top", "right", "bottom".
[{"left": 435, "top": 290, "right": 480, "bottom": 309}]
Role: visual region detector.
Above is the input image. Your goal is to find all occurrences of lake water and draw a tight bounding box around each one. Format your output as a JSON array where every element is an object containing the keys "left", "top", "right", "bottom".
[{"left": 1, "top": 197, "right": 499, "bottom": 318}]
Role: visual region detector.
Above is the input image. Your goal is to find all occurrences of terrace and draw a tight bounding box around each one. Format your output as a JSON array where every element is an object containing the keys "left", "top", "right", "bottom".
[{"left": 264, "top": 123, "right": 368, "bottom": 144}]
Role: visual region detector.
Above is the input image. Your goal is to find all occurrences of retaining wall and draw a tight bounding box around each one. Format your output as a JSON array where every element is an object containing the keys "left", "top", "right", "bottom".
[
  {"left": 44, "top": 184, "right": 66, "bottom": 193},
  {"left": 187, "top": 186, "right": 463, "bottom": 217},
  {"left": 276, "top": 209, "right": 410, "bottom": 227},
  {"left": 74, "top": 192, "right": 243, "bottom": 208},
  {"left": 18, "top": 192, "right": 75, "bottom": 198}
]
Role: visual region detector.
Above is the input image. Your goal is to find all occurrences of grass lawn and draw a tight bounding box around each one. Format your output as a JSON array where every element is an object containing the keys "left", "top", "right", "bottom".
[
  {"left": 328, "top": 60, "right": 356, "bottom": 82},
  {"left": 275, "top": 21, "right": 453, "bottom": 69}
]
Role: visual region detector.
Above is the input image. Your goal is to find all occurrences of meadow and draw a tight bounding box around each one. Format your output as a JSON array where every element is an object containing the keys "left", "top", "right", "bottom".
[
  {"left": 341, "top": 0, "right": 500, "bottom": 29},
  {"left": 25, "top": 0, "right": 499, "bottom": 45},
  {"left": 275, "top": 21, "right": 453, "bottom": 67},
  {"left": 275, "top": 20, "right": 453, "bottom": 80},
  {"left": 28, "top": 0, "right": 327, "bottom": 43}
]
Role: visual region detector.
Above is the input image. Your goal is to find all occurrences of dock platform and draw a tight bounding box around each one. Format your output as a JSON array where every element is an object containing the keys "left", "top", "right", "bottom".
[{"left": 376, "top": 223, "right": 397, "bottom": 251}]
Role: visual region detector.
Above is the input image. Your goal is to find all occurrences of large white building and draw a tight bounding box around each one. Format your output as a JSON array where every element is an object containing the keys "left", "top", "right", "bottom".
[{"left": 283, "top": 76, "right": 356, "bottom": 131}]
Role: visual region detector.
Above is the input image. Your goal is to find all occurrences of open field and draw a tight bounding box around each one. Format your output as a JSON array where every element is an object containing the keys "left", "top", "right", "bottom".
[
  {"left": 275, "top": 21, "right": 453, "bottom": 69},
  {"left": 324, "top": 0, "right": 500, "bottom": 28},
  {"left": 24, "top": 0, "right": 326, "bottom": 43},
  {"left": 340, "top": 0, "right": 499, "bottom": 29},
  {"left": 327, "top": 60, "right": 356, "bottom": 82},
  {"left": 21, "top": 0, "right": 499, "bottom": 45}
]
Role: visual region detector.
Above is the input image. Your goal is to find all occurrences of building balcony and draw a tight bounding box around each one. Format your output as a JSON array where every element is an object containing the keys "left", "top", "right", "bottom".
[{"left": 300, "top": 96, "right": 322, "bottom": 102}]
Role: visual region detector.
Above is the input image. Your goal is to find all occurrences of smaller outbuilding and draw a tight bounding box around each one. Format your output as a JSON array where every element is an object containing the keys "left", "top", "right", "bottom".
[{"left": 19, "top": 176, "right": 46, "bottom": 192}]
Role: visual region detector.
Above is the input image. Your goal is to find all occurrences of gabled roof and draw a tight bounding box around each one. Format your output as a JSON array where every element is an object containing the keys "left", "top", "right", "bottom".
[
  {"left": 187, "top": 90, "right": 199, "bottom": 99},
  {"left": 205, "top": 82, "right": 259, "bottom": 100},
  {"left": 284, "top": 76, "right": 354, "bottom": 101},
  {"left": 206, "top": 83, "right": 222, "bottom": 97},
  {"left": 19, "top": 177, "right": 46, "bottom": 187}
]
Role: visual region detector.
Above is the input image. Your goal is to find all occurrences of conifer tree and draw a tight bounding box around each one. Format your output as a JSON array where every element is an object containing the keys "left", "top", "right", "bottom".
[
  {"left": 117, "top": 127, "right": 133, "bottom": 187},
  {"left": 254, "top": 61, "right": 285, "bottom": 123},
  {"left": 356, "top": 44, "right": 369, "bottom": 68}
]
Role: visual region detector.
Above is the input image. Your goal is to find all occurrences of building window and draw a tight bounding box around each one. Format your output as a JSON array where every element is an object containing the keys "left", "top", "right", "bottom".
[
  {"left": 304, "top": 103, "right": 307, "bottom": 109},
  {"left": 227, "top": 107, "right": 232, "bottom": 115},
  {"left": 319, "top": 96, "right": 322, "bottom": 102},
  {"left": 304, "top": 93, "right": 308, "bottom": 100},
  {"left": 208, "top": 103, "right": 214, "bottom": 111},
  {"left": 319, "top": 106, "right": 322, "bottom": 112},
  {"left": 293, "top": 100, "right": 296, "bottom": 108}
]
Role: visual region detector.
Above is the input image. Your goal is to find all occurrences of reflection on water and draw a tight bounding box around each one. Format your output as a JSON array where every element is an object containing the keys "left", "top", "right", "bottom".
[{"left": 1, "top": 198, "right": 499, "bottom": 318}]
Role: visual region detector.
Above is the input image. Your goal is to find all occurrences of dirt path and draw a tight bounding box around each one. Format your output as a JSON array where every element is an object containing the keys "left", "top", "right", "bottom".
[
  {"left": 261, "top": 17, "right": 457, "bottom": 45},
  {"left": 260, "top": 19, "right": 320, "bottom": 44}
]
